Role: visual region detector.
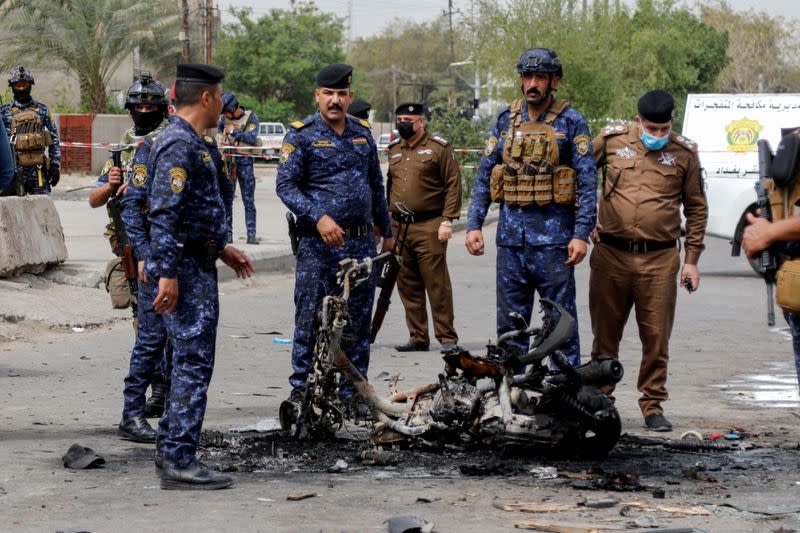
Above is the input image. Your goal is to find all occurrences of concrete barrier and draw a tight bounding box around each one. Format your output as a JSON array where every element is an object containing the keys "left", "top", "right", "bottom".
[{"left": 0, "top": 196, "right": 68, "bottom": 277}]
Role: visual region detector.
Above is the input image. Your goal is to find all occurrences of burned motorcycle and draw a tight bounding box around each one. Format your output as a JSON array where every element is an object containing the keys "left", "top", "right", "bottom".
[{"left": 278, "top": 250, "right": 623, "bottom": 456}]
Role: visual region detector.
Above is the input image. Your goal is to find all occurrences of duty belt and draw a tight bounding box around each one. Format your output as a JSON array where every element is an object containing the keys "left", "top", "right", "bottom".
[
  {"left": 600, "top": 233, "right": 676, "bottom": 253},
  {"left": 181, "top": 238, "right": 222, "bottom": 271},
  {"left": 295, "top": 224, "right": 372, "bottom": 239},
  {"left": 391, "top": 209, "right": 442, "bottom": 224}
]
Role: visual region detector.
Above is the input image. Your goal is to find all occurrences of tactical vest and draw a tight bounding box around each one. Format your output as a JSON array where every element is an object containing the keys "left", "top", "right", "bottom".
[
  {"left": 490, "top": 99, "right": 576, "bottom": 207},
  {"left": 764, "top": 130, "right": 800, "bottom": 312},
  {"left": 10, "top": 107, "right": 52, "bottom": 167}
]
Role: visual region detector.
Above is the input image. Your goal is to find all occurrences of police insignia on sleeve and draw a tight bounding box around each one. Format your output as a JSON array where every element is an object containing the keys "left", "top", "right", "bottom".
[
  {"left": 169, "top": 167, "right": 187, "bottom": 193},
  {"left": 100, "top": 159, "right": 113, "bottom": 176},
  {"left": 279, "top": 143, "right": 295, "bottom": 165},
  {"left": 132, "top": 164, "right": 148, "bottom": 187},
  {"left": 485, "top": 135, "right": 498, "bottom": 156},
  {"left": 574, "top": 134, "right": 591, "bottom": 156},
  {"left": 247, "top": 123, "right": 256, "bottom": 132}
]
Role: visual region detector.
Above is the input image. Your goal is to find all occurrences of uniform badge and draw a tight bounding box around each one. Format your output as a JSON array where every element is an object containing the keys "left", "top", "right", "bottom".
[
  {"left": 554, "top": 131, "right": 566, "bottom": 140},
  {"left": 279, "top": 143, "right": 295, "bottom": 165},
  {"left": 169, "top": 167, "right": 187, "bottom": 193},
  {"left": 616, "top": 147, "right": 637, "bottom": 159},
  {"left": 417, "top": 149, "right": 433, "bottom": 155},
  {"left": 131, "top": 164, "right": 148, "bottom": 187},
  {"left": 352, "top": 137, "right": 368, "bottom": 145},
  {"left": 574, "top": 134, "right": 590, "bottom": 156},
  {"left": 202, "top": 152, "right": 212, "bottom": 164},
  {"left": 247, "top": 123, "right": 256, "bottom": 132},
  {"left": 390, "top": 152, "right": 402, "bottom": 159},
  {"left": 485, "top": 135, "right": 498, "bottom": 156},
  {"left": 658, "top": 152, "right": 677, "bottom": 167},
  {"left": 203, "top": 135, "right": 214, "bottom": 144},
  {"left": 313, "top": 140, "right": 333, "bottom": 148},
  {"left": 100, "top": 159, "right": 113, "bottom": 176}
]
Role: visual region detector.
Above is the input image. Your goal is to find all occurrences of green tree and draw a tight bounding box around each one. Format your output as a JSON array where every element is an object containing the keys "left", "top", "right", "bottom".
[
  {"left": 0, "top": 0, "right": 180, "bottom": 113},
  {"left": 349, "top": 16, "right": 474, "bottom": 122},
  {"left": 701, "top": 1, "right": 800, "bottom": 93},
  {"left": 470, "top": 0, "right": 728, "bottom": 131},
  {"left": 216, "top": 3, "right": 344, "bottom": 123}
]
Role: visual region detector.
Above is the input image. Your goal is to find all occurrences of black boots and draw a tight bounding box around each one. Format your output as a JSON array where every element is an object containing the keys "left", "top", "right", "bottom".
[
  {"left": 118, "top": 416, "right": 156, "bottom": 443},
  {"left": 144, "top": 373, "right": 167, "bottom": 418},
  {"left": 160, "top": 460, "right": 233, "bottom": 490}
]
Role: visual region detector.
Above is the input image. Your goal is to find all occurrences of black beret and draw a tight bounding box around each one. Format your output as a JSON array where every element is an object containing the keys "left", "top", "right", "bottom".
[
  {"left": 395, "top": 102, "right": 424, "bottom": 116},
  {"left": 637, "top": 89, "right": 674, "bottom": 123},
  {"left": 348, "top": 99, "right": 371, "bottom": 120},
  {"left": 316, "top": 64, "right": 352, "bottom": 89},
  {"left": 176, "top": 63, "right": 224, "bottom": 84}
]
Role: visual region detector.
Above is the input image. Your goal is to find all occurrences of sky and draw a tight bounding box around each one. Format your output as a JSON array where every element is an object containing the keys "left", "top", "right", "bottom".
[{"left": 218, "top": 0, "right": 800, "bottom": 39}]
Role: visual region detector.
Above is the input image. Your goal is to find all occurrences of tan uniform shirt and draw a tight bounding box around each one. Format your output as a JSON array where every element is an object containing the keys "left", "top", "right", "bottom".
[
  {"left": 387, "top": 131, "right": 462, "bottom": 219},
  {"left": 593, "top": 125, "right": 708, "bottom": 265}
]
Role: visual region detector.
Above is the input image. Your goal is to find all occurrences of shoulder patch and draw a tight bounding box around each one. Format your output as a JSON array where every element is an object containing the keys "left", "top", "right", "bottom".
[
  {"left": 132, "top": 164, "right": 148, "bottom": 187},
  {"left": 169, "top": 167, "right": 187, "bottom": 193},
  {"left": 431, "top": 135, "right": 449, "bottom": 147},
  {"left": 290, "top": 120, "right": 310, "bottom": 130},
  {"left": 247, "top": 123, "right": 256, "bottom": 132},
  {"left": 485, "top": 135, "right": 498, "bottom": 156},
  {"left": 671, "top": 133, "right": 697, "bottom": 152},
  {"left": 574, "top": 134, "right": 591, "bottom": 156},
  {"left": 279, "top": 143, "right": 296, "bottom": 164},
  {"left": 100, "top": 159, "right": 113, "bottom": 176}
]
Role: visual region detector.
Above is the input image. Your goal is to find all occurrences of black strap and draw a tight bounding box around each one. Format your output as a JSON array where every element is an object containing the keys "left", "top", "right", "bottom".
[
  {"left": 600, "top": 233, "right": 676, "bottom": 253},
  {"left": 391, "top": 210, "right": 442, "bottom": 224},
  {"left": 295, "top": 224, "right": 372, "bottom": 238}
]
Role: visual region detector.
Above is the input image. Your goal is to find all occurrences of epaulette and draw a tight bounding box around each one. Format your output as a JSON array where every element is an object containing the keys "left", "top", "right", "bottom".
[
  {"left": 290, "top": 119, "right": 311, "bottom": 130},
  {"left": 602, "top": 124, "right": 629, "bottom": 137},
  {"left": 430, "top": 135, "right": 449, "bottom": 147},
  {"left": 203, "top": 135, "right": 215, "bottom": 143},
  {"left": 671, "top": 133, "right": 698, "bottom": 152},
  {"left": 387, "top": 138, "right": 401, "bottom": 148},
  {"left": 359, "top": 118, "right": 371, "bottom": 129}
]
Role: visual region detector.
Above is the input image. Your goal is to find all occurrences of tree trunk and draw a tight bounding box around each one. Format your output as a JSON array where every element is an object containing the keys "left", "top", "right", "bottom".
[{"left": 90, "top": 82, "right": 107, "bottom": 114}]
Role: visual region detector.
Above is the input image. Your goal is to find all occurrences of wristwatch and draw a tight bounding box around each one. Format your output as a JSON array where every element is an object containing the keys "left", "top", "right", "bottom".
[{"left": 440, "top": 220, "right": 453, "bottom": 227}]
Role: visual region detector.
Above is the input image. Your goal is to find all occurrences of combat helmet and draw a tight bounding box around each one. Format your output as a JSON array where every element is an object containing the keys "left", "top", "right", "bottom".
[
  {"left": 221, "top": 92, "right": 239, "bottom": 114},
  {"left": 516, "top": 48, "right": 562, "bottom": 78},
  {"left": 125, "top": 71, "right": 167, "bottom": 109},
  {"left": 8, "top": 66, "right": 35, "bottom": 86}
]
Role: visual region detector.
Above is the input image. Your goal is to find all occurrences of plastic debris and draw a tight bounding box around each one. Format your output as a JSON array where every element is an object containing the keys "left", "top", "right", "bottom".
[
  {"left": 530, "top": 466, "right": 558, "bottom": 479},
  {"left": 230, "top": 418, "right": 282, "bottom": 433},
  {"left": 272, "top": 337, "right": 293, "bottom": 344},
  {"left": 327, "top": 459, "right": 348, "bottom": 473},
  {"left": 385, "top": 515, "right": 434, "bottom": 533}
]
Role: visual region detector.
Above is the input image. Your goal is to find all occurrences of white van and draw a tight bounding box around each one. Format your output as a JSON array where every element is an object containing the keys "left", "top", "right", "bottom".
[
  {"left": 682, "top": 94, "right": 800, "bottom": 247},
  {"left": 257, "top": 122, "right": 287, "bottom": 159}
]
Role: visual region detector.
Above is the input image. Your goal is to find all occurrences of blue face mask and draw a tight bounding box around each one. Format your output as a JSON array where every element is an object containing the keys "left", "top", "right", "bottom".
[{"left": 640, "top": 130, "right": 669, "bottom": 151}]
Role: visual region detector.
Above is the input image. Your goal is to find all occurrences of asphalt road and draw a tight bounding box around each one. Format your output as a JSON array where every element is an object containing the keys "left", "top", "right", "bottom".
[{"left": 1, "top": 226, "right": 799, "bottom": 531}]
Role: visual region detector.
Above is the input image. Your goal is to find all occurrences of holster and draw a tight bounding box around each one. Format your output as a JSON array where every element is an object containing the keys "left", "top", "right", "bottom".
[{"left": 286, "top": 211, "right": 299, "bottom": 256}]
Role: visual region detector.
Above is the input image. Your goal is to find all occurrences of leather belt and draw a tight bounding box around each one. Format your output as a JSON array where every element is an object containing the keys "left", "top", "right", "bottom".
[
  {"left": 600, "top": 233, "right": 676, "bottom": 253},
  {"left": 295, "top": 224, "right": 372, "bottom": 238},
  {"left": 392, "top": 209, "right": 442, "bottom": 224}
]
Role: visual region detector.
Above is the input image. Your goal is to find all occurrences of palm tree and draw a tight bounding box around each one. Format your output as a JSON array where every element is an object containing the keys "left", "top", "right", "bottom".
[{"left": 0, "top": 0, "right": 180, "bottom": 112}]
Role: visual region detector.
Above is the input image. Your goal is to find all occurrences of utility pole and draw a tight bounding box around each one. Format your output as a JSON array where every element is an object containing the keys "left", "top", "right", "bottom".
[
  {"left": 345, "top": 0, "right": 353, "bottom": 53},
  {"left": 205, "top": 0, "right": 213, "bottom": 64},
  {"left": 181, "top": 0, "right": 191, "bottom": 62},
  {"left": 391, "top": 66, "right": 397, "bottom": 115},
  {"left": 448, "top": 0, "right": 455, "bottom": 64}
]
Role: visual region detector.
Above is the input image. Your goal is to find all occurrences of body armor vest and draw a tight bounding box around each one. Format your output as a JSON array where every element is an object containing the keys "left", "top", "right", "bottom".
[
  {"left": 490, "top": 99, "right": 576, "bottom": 207},
  {"left": 10, "top": 106, "right": 52, "bottom": 167}
]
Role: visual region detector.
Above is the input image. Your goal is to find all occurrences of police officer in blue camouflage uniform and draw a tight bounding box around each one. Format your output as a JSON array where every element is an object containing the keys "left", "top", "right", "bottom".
[
  {"left": 0, "top": 66, "right": 61, "bottom": 195},
  {"left": 146, "top": 63, "right": 254, "bottom": 490},
  {"left": 465, "top": 48, "right": 597, "bottom": 366},
  {"left": 88, "top": 73, "right": 172, "bottom": 442},
  {"left": 217, "top": 92, "right": 260, "bottom": 244},
  {"left": 276, "top": 64, "right": 393, "bottom": 416}
]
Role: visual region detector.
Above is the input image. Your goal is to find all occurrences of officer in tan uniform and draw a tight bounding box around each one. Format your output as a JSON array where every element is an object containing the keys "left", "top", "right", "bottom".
[
  {"left": 388, "top": 103, "right": 462, "bottom": 352},
  {"left": 589, "top": 89, "right": 708, "bottom": 432}
]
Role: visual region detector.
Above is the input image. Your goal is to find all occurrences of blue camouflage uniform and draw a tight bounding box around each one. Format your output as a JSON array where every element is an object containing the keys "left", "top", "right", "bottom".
[
  {"left": 467, "top": 98, "right": 597, "bottom": 365},
  {"left": 145, "top": 115, "right": 233, "bottom": 469},
  {"left": 0, "top": 97, "right": 60, "bottom": 194},
  {"left": 217, "top": 109, "right": 260, "bottom": 238},
  {"left": 119, "top": 124, "right": 171, "bottom": 419},
  {"left": 276, "top": 112, "right": 392, "bottom": 394},
  {"left": 0, "top": 121, "right": 12, "bottom": 190}
]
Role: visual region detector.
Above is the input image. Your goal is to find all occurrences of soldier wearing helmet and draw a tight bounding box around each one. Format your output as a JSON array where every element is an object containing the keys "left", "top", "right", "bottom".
[
  {"left": 466, "top": 48, "right": 597, "bottom": 369},
  {"left": 217, "top": 92, "right": 261, "bottom": 245},
  {"left": 88, "top": 71, "right": 172, "bottom": 442},
  {"left": 0, "top": 66, "right": 61, "bottom": 195}
]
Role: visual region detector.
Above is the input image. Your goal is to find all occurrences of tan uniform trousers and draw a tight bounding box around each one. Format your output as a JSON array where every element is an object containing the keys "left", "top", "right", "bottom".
[
  {"left": 589, "top": 242, "right": 680, "bottom": 416},
  {"left": 394, "top": 218, "right": 458, "bottom": 346}
]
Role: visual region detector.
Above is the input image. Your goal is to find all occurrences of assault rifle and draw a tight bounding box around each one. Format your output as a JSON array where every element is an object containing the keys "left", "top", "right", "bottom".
[
  {"left": 107, "top": 146, "right": 139, "bottom": 309},
  {"left": 369, "top": 202, "right": 412, "bottom": 343},
  {"left": 754, "top": 139, "right": 778, "bottom": 326}
]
